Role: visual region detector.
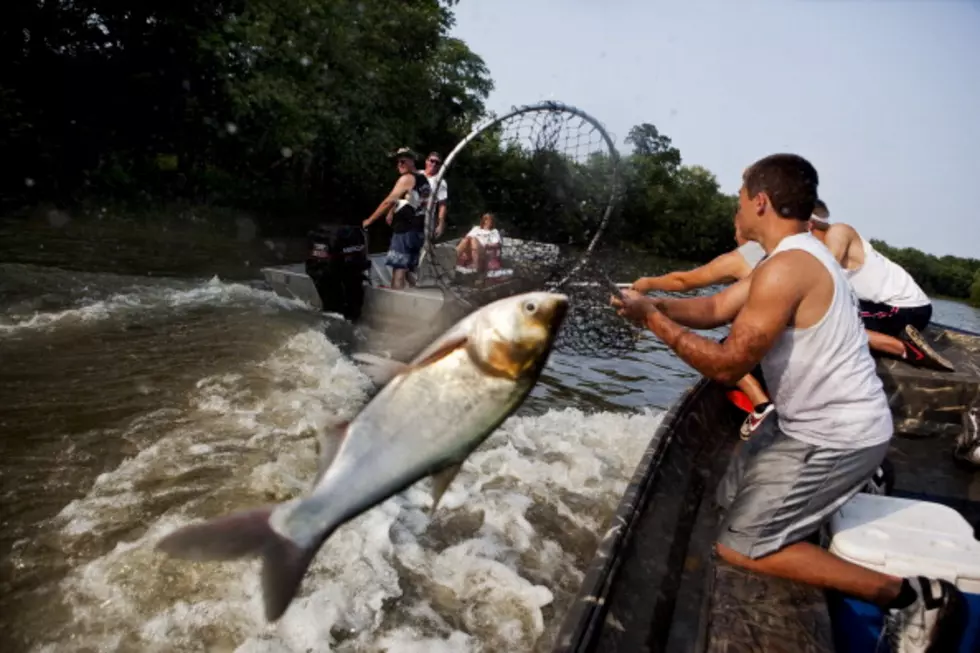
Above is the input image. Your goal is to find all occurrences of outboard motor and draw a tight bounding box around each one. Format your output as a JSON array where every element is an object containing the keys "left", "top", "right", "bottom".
[{"left": 305, "top": 224, "right": 369, "bottom": 321}]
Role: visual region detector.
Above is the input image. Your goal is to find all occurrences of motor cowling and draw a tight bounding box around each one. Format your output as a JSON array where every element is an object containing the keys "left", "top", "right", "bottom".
[{"left": 305, "top": 224, "right": 369, "bottom": 321}]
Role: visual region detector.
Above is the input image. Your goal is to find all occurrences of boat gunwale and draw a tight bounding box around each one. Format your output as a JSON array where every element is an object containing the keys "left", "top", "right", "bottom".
[{"left": 551, "top": 376, "right": 714, "bottom": 653}]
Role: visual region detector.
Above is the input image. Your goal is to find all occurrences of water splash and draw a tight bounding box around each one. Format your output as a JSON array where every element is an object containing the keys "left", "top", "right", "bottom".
[{"left": 32, "top": 326, "right": 660, "bottom": 652}]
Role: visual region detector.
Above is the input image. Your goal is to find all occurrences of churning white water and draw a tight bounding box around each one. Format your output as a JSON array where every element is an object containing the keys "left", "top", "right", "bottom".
[{"left": 1, "top": 267, "right": 669, "bottom": 653}]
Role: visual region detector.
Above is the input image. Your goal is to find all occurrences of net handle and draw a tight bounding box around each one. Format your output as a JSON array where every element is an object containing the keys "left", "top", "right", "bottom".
[{"left": 420, "top": 100, "right": 623, "bottom": 289}]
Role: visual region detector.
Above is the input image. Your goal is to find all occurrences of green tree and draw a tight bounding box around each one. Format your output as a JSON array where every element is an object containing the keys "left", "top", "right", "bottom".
[
  {"left": 0, "top": 0, "right": 492, "bottom": 221},
  {"left": 613, "top": 124, "right": 736, "bottom": 261}
]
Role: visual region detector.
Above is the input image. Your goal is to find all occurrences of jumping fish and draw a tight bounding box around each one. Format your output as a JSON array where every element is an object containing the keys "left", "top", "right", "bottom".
[{"left": 156, "top": 291, "right": 569, "bottom": 621}]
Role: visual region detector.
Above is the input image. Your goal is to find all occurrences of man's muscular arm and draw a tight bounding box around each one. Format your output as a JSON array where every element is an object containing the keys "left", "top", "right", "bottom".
[
  {"left": 363, "top": 174, "right": 413, "bottom": 228},
  {"left": 821, "top": 224, "right": 855, "bottom": 267},
  {"left": 633, "top": 250, "right": 752, "bottom": 293},
  {"left": 652, "top": 277, "right": 751, "bottom": 330},
  {"left": 642, "top": 255, "right": 805, "bottom": 384}
]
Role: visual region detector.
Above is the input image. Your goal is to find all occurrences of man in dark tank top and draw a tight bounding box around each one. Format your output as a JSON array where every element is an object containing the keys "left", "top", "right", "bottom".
[{"left": 362, "top": 147, "right": 432, "bottom": 289}]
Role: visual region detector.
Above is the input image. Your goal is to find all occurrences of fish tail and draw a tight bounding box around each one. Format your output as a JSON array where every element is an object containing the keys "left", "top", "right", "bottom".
[
  {"left": 155, "top": 505, "right": 321, "bottom": 622},
  {"left": 260, "top": 530, "right": 319, "bottom": 622}
]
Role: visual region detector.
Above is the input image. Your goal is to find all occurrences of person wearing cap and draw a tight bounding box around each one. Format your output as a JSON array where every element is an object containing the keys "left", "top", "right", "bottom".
[
  {"left": 423, "top": 152, "right": 449, "bottom": 239},
  {"left": 808, "top": 200, "right": 954, "bottom": 372},
  {"left": 363, "top": 147, "right": 432, "bottom": 289}
]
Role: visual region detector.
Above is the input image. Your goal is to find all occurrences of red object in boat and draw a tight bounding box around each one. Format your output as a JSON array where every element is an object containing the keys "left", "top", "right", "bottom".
[{"left": 726, "top": 389, "right": 754, "bottom": 414}]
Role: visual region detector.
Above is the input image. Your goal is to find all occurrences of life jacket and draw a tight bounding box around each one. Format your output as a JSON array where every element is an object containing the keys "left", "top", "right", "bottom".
[{"left": 390, "top": 172, "right": 431, "bottom": 233}]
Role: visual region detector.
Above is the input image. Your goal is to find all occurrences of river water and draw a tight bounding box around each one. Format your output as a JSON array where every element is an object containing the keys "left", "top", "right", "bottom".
[{"left": 1, "top": 255, "right": 977, "bottom": 653}]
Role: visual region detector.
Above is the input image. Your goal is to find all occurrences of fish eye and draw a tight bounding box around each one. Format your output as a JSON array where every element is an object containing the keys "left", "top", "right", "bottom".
[{"left": 523, "top": 301, "right": 537, "bottom": 314}]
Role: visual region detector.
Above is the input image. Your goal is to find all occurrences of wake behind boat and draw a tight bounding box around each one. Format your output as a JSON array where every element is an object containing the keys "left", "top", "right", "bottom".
[{"left": 552, "top": 322, "right": 980, "bottom": 653}]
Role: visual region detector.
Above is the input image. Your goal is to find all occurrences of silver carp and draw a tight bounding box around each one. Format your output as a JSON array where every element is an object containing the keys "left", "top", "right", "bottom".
[{"left": 156, "top": 291, "right": 569, "bottom": 621}]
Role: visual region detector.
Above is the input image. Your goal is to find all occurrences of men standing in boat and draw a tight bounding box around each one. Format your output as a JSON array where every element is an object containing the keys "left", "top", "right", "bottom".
[
  {"left": 362, "top": 148, "right": 432, "bottom": 290},
  {"left": 807, "top": 203, "right": 954, "bottom": 372},
  {"left": 423, "top": 151, "right": 449, "bottom": 240},
  {"left": 611, "top": 154, "right": 968, "bottom": 653}
]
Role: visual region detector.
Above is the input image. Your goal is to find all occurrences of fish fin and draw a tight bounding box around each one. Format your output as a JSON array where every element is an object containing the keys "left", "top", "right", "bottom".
[
  {"left": 351, "top": 353, "right": 410, "bottom": 386},
  {"left": 261, "top": 532, "right": 320, "bottom": 622},
  {"left": 312, "top": 421, "right": 348, "bottom": 487},
  {"left": 156, "top": 505, "right": 323, "bottom": 622},
  {"left": 413, "top": 334, "right": 468, "bottom": 368},
  {"left": 156, "top": 506, "right": 276, "bottom": 561},
  {"left": 429, "top": 462, "right": 463, "bottom": 514},
  {"left": 354, "top": 335, "right": 467, "bottom": 386}
]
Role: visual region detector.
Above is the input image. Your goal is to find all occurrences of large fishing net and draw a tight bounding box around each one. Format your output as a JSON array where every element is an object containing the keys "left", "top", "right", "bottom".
[{"left": 418, "top": 101, "right": 641, "bottom": 357}]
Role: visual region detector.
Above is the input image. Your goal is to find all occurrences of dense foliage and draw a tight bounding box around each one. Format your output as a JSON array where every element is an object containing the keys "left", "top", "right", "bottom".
[
  {"left": 2, "top": 0, "right": 491, "bottom": 219},
  {"left": 2, "top": 0, "right": 976, "bottom": 305},
  {"left": 871, "top": 241, "right": 980, "bottom": 307}
]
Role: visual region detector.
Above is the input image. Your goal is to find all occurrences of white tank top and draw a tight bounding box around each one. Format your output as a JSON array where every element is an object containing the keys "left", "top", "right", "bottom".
[
  {"left": 845, "top": 236, "right": 929, "bottom": 308},
  {"left": 737, "top": 240, "right": 766, "bottom": 270},
  {"left": 760, "top": 233, "right": 893, "bottom": 449}
]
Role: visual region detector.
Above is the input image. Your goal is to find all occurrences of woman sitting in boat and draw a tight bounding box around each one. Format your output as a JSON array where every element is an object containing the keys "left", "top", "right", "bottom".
[{"left": 454, "top": 212, "right": 513, "bottom": 285}]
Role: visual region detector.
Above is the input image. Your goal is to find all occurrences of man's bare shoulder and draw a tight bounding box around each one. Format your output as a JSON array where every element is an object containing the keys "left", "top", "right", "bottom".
[
  {"left": 683, "top": 249, "right": 748, "bottom": 286},
  {"left": 826, "top": 222, "right": 859, "bottom": 242},
  {"left": 391, "top": 172, "right": 415, "bottom": 190},
  {"left": 749, "top": 249, "right": 819, "bottom": 295}
]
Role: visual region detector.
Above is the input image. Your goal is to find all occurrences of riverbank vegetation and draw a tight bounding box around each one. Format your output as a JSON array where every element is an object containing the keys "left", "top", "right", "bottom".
[{"left": 3, "top": 1, "right": 977, "bottom": 305}]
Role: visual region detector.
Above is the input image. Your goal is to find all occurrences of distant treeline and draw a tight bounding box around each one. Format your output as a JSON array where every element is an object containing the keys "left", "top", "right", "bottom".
[{"left": 2, "top": 0, "right": 976, "bottom": 306}]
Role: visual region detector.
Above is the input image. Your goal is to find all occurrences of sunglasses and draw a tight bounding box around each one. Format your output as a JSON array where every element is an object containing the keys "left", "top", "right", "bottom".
[{"left": 427, "top": 158, "right": 442, "bottom": 165}]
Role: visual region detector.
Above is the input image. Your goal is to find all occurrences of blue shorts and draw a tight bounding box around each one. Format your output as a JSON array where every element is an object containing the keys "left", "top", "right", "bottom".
[{"left": 386, "top": 230, "right": 424, "bottom": 271}]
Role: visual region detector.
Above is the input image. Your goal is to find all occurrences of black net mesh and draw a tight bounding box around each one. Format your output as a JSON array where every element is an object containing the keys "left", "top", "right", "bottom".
[
  {"left": 418, "top": 102, "right": 639, "bottom": 357},
  {"left": 552, "top": 245, "right": 644, "bottom": 356}
]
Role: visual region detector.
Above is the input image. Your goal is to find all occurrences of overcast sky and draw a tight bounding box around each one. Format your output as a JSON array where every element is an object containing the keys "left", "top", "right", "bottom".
[{"left": 450, "top": 0, "right": 980, "bottom": 259}]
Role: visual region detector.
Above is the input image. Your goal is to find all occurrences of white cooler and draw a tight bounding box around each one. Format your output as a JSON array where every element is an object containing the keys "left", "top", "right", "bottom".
[{"left": 828, "top": 493, "right": 980, "bottom": 593}]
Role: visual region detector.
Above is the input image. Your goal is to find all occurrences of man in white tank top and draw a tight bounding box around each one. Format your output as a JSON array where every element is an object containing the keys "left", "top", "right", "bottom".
[
  {"left": 423, "top": 151, "right": 449, "bottom": 239},
  {"left": 611, "top": 153, "right": 967, "bottom": 652},
  {"left": 808, "top": 205, "right": 954, "bottom": 372}
]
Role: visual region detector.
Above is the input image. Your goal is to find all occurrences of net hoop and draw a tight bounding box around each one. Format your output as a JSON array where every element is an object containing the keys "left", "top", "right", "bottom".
[{"left": 421, "top": 100, "right": 623, "bottom": 306}]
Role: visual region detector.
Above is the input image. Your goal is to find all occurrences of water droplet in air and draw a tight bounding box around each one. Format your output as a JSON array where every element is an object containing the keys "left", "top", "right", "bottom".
[
  {"left": 24, "top": 177, "right": 34, "bottom": 187},
  {"left": 281, "top": 147, "right": 293, "bottom": 158},
  {"left": 225, "top": 122, "right": 238, "bottom": 135}
]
